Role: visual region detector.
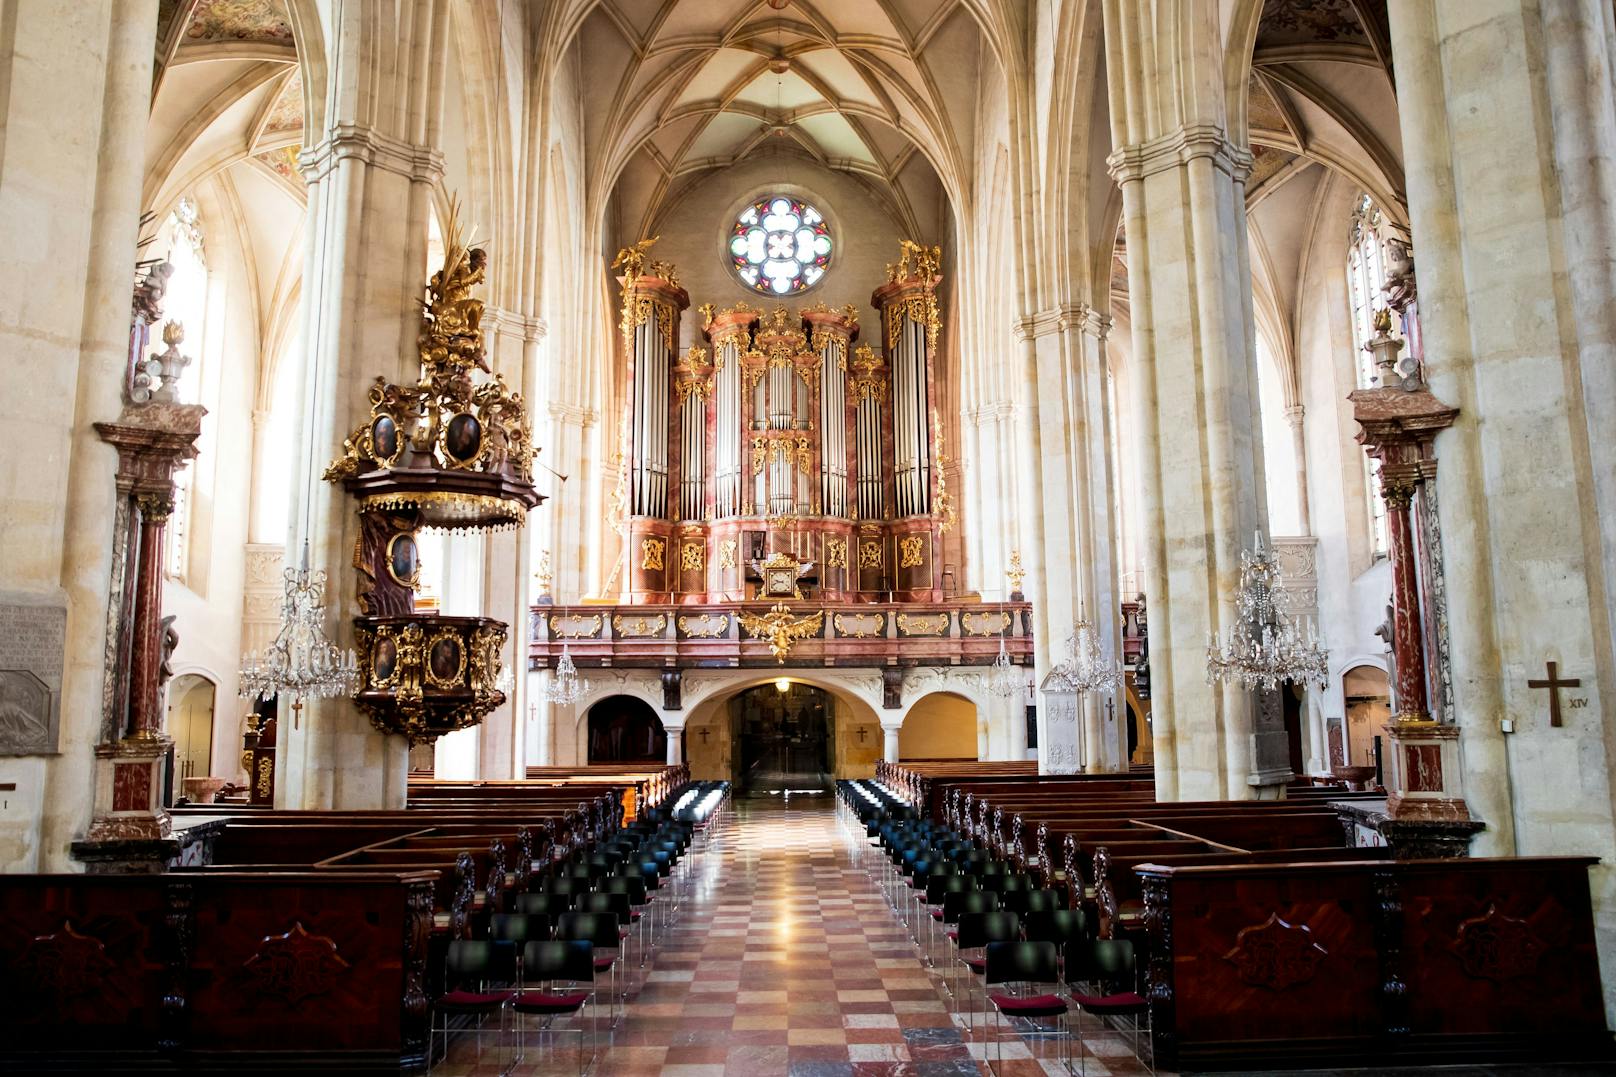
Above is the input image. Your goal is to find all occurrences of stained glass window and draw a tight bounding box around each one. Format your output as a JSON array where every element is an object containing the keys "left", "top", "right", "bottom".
[{"left": 728, "top": 195, "right": 833, "bottom": 296}]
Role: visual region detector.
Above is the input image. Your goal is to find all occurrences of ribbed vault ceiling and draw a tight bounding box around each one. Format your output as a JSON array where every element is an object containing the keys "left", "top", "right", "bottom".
[{"left": 562, "top": 0, "right": 990, "bottom": 240}]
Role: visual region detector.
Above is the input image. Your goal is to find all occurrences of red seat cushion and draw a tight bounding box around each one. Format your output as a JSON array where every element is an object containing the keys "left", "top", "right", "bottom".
[
  {"left": 512, "top": 990, "right": 589, "bottom": 1015},
  {"left": 963, "top": 955, "right": 987, "bottom": 971},
  {"left": 1072, "top": 991, "right": 1146, "bottom": 1014},
  {"left": 593, "top": 955, "right": 615, "bottom": 971},
  {"left": 989, "top": 992, "right": 1068, "bottom": 1018},
  {"left": 929, "top": 909, "right": 944, "bottom": 920},
  {"left": 437, "top": 990, "right": 512, "bottom": 1013},
  {"left": 945, "top": 930, "right": 959, "bottom": 940}
]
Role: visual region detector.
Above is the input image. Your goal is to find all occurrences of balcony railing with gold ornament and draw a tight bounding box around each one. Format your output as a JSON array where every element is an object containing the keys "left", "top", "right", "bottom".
[{"left": 527, "top": 600, "right": 1033, "bottom": 671}]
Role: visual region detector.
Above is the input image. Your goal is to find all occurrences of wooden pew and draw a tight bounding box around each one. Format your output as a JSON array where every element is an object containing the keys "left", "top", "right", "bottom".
[
  {"left": 0, "top": 870, "right": 438, "bottom": 1071},
  {"left": 1133, "top": 855, "right": 1610, "bottom": 1071}
]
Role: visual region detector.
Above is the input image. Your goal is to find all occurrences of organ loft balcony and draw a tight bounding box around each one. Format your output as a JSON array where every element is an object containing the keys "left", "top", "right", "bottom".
[{"left": 527, "top": 598, "right": 1033, "bottom": 671}]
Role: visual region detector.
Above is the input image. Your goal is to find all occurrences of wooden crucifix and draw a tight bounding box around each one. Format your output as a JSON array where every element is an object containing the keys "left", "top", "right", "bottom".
[{"left": 1528, "top": 660, "right": 1581, "bottom": 727}]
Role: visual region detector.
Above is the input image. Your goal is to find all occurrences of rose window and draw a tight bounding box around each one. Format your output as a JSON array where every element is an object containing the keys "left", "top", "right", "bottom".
[{"left": 728, "top": 195, "right": 833, "bottom": 296}]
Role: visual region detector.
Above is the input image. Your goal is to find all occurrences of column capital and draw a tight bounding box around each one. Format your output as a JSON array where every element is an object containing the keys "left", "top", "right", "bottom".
[
  {"left": 484, "top": 307, "right": 547, "bottom": 343},
  {"left": 1013, "top": 303, "right": 1107, "bottom": 343},
  {"left": 299, "top": 124, "right": 445, "bottom": 185},
  {"left": 1106, "top": 124, "right": 1253, "bottom": 186},
  {"left": 548, "top": 401, "right": 597, "bottom": 428}
]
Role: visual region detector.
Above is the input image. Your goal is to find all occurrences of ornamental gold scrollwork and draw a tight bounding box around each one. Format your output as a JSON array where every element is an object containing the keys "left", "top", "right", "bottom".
[
  {"left": 795, "top": 436, "right": 813, "bottom": 476},
  {"left": 639, "top": 537, "right": 666, "bottom": 571},
  {"left": 849, "top": 344, "right": 888, "bottom": 401},
  {"left": 612, "top": 613, "right": 668, "bottom": 638},
  {"left": 825, "top": 537, "right": 848, "bottom": 569},
  {"left": 549, "top": 613, "right": 603, "bottom": 639},
  {"left": 899, "top": 535, "right": 925, "bottom": 568},
  {"left": 858, "top": 540, "right": 883, "bottom": 569},
  {"left": 718, "top": 539, "right": 738, "bottom": 570},
  {"left": 738, "top": 603, "right": 825, "bottom": 663},
  {"left": 751, "top": 436, "right": 767, "bottom": 476},
  {"left": 896, "top": 613, "right": 950, "bottom": 637},
  {"left": 962, "top": 612, "right": 1012, "bottom": 638},
  {"left": 932, "top": 411, "right": 956, "bottom": 534},
  {"left": 677, "top": 613, "right": 730, "bottom": 639},
  {"left": 468, "top": 622, "right": 505, "bottom": 701},
  {"left": 680, "top": 542, "right": 704, "bottom": 572},
  {"left": 833, "top": 612, "right": 886, "bottom": 639}
]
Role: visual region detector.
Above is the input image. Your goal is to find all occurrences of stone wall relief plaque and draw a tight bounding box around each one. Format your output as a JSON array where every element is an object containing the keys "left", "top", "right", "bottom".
[{"left": 0, "top": 598, "right": 66, "bottom": 755}]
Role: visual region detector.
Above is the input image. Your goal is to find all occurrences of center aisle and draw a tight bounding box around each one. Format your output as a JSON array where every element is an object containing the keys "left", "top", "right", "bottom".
[
  {"left": 600, "top": 792, "right": 979, "bottom": 1076},
  {"left": 597, "top": 794, "right": 1156, "bottom": 1077}
]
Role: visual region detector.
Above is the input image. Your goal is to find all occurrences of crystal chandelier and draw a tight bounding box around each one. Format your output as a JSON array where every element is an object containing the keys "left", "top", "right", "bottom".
[
  {"left": 1047, "top": 617, "right": 1123, "bottom": 694},
  {"left": 1206, "top": 533, "right": 1329, "bottom": 691},
  {"left": 546, "top": 643, "right": 589, "bottom": 705},
  {"left": 239, "top": 544, "right": 359, "bottom": 704},
  {"left": 989, "top": 632, "right": 1021, "bottom": 698}
]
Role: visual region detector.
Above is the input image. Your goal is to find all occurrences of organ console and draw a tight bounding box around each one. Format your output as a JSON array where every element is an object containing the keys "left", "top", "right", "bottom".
[{"left": 614, "top": 240, "right": 950, "bottom": 606}]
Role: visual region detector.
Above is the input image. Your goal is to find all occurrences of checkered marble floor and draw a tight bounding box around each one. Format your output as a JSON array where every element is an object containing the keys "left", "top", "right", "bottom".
[{"left": 442, "top": 793, "right": 1161, "bottom": 1076}]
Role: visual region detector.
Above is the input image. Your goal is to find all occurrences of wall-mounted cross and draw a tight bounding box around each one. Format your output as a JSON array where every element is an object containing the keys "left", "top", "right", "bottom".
[{"left": 1528, "top": 660, "right": 1581, "bottom": 727}]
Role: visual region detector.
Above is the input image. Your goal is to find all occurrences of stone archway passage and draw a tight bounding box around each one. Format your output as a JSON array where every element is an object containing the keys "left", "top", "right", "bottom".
[
  {"left": 731, "top": 681, "right": 833, "bottom": 795},
  {"left": 587, "top": 694, "right": 669, "bottom": 764}
]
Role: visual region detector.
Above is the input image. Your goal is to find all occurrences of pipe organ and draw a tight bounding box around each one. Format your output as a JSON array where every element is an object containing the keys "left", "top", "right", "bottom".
[{"left": 615, "top": 239, "right": 951, "bottom": 605}]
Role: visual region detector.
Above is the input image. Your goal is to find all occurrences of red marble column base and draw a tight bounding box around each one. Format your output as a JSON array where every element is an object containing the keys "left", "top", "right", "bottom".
[
  {"left": 82, "top": 736, "right": 173, "bottom": 844},
  {"left": 1384, "top": 719, "right": 1470, "bottom": 822}
]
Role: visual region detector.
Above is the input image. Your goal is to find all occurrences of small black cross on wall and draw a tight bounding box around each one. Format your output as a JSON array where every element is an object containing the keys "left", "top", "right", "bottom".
[{"left": 1528, "top": 660, "right": 1582, "bottom": 727}]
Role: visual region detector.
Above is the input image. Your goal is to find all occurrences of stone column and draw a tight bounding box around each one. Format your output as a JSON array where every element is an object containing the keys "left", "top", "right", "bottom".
[
  {"left": 1103, "top": 1, "right": 1269, "bottom": 799},
  {"left": 0, "top": 0, "right": 160, "bottom": 870},
  {"left": 1013, "top": 306, "right": 1121, "bottom": 775},
  {"left": 1286, "top": 406, "right": 1312, "bottom": 534},
  {"left": 281, "top": 4, "right": 451, "bottom": 810},
  {"left": 664, "top": 723, "right": 685, "bottom": 765},
  {"left": 882, "top": 724, "right": 901, "bottom": 764},
  {"left": 1385, "top": 2, "right": 1616, "bottom": 878}
]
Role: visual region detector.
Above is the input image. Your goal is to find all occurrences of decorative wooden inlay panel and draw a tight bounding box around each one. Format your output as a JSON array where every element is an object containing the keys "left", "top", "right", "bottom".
[
  {"left": 677, "top": 613, "right": 729, "bottom": 639},
  {"left": 1222, "top": 913, "right": 1328, "bottom": 990},
  {"left": 961, "top": 611, "right": 1011, "bottom": 637},
  {"left": 612, "top": 613, "right": 669, "bottom": 638},
  {"left": 1450, "top": 904, "right": 1547, "bottom": 982},
  {"left": 549, "top": 613, "right": 603, "bottom": 639},
  {"left": 19, "top": 921, "right": 113, "bottom": 1005},
  {"left": 833, "top": 612, "right": 886, "bottom": 639},
  {"left": 243, "top": 922, "right": 351, "bottom": 1005},
  {"left": 895, "top": 612, "right": 950, "bottom": 637}
]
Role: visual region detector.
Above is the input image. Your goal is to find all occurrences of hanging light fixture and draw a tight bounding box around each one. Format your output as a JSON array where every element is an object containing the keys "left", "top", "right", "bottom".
[
  {"left": 1046, "top": 613, "right": 1122, "bottom": 695},
  {"left": 238, "top": 542, "right": 359, "bottom": 707},
  {"left": 546, "top": 642, "right": 589, "bottom": 705},
  {"left": 988, "top": 604, "right": 1021, "bottom": 698},
  {"left": 1207, "top": 532, "right": 1330, "bottom": 691}
]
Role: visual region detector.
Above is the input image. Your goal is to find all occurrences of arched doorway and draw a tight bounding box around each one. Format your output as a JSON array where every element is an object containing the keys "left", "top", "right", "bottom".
[
  {"left": 730, "top": 680, "right": 832, "bottom": 794},
  {"left": 900, "top": 692, "right": 978, "bottom": 761},
  {"left": 586, "top": 695, "right": 667, "bottom": 763},
  {"left": 1342, "top": 664, "right": 1392, "bottom": 774},
  {"left": 167, "top": 674, "right": 216, "bottom": 785}
]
